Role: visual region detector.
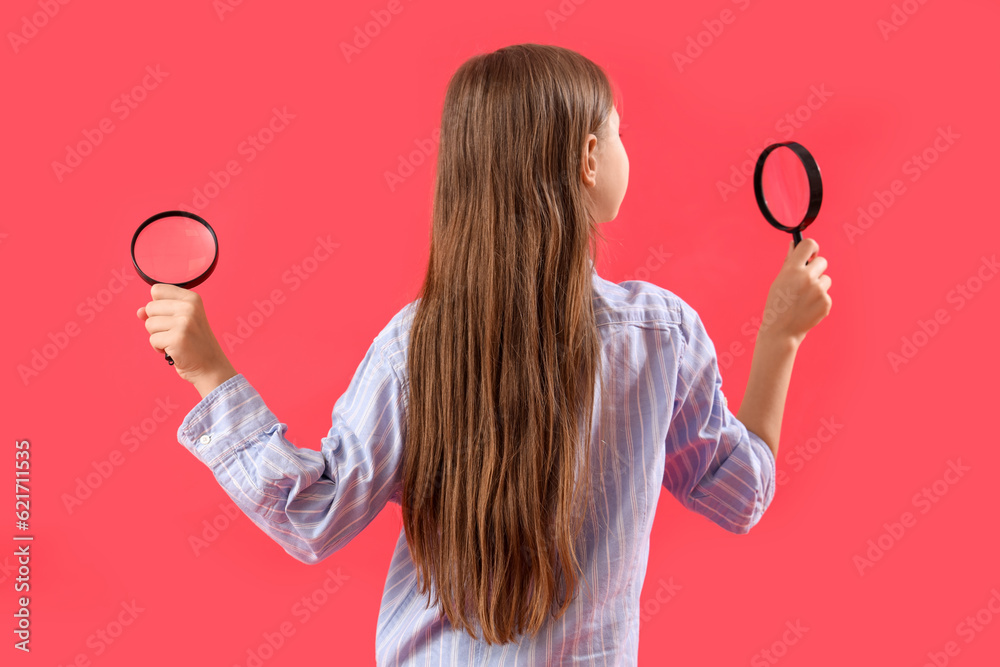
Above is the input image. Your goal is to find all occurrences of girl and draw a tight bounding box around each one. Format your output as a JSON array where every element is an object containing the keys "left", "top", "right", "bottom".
[{"left": 138, "top": 43, "right": 831, "bottom": 666}]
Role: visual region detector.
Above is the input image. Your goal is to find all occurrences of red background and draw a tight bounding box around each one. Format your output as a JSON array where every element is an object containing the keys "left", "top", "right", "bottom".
[{"left": 4, "top": 0, "right": 998, "bottom": 664}]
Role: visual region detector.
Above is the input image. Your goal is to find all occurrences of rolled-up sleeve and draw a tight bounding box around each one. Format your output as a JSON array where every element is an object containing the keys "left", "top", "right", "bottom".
[
  {"left": 177, "top": 337, "right": 406, "bottom": 563},
  {"left": 661, "top": 306, "right": 776, "bottom": 534}
]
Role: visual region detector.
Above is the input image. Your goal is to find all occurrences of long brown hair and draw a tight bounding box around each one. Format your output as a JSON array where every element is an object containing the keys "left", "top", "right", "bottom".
[{"left": 402, "top": 43, "right": 618, "bottom": 645}]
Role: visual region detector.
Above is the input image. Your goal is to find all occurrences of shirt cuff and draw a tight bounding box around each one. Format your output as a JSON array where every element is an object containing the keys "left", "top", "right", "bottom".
[{"left": 176, "top": 373, "right": 280, "bottom": 468}]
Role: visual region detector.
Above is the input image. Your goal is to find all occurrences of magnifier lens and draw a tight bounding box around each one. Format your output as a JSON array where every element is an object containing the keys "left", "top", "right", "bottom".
[
  {"left": 134, "top": 215, "right": 216, "bottom": 285},
  {"left": 761, "top": 145, "right": 811, "bottom": 227}
]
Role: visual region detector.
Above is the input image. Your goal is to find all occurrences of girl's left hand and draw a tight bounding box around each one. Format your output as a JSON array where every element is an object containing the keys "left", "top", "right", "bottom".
[{"left": 136, "top": 284, "right": 235, "bottom": 388}]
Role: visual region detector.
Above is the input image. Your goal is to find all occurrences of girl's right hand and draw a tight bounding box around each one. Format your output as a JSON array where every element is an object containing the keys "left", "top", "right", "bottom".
[{"left": 759, "top": 237, "right": 832, "bottom": 346}]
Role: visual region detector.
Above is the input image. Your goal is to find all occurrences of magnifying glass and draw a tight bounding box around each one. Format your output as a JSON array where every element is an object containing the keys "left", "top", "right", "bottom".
[
  {"left": 753, "top": 141, "right": 823, "bottom": 247},
  {"left": 130, "top": 210, "right": 219, "bottom": 365}
]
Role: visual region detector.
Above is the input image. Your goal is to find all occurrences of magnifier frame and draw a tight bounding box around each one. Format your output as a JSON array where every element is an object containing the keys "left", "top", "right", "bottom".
[
  {"left": 130, "top": 210, "right": 219, "bottom": 289},
  {"left": 753, "top": 141, "right": 823, "bottom": 239}
]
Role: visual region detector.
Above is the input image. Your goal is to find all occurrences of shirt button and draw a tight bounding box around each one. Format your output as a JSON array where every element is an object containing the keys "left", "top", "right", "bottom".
[{"left": 199, "top": 434, "right": 212, "bottom": 445}]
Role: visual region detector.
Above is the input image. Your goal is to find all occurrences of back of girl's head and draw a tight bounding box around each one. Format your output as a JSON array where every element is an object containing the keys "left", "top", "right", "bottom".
[
  {"left": 403, "top": 43, "right": 617, "bottom": 646},
  {"left": 430, "top": 43, "right": 617, "bottom": 282}
]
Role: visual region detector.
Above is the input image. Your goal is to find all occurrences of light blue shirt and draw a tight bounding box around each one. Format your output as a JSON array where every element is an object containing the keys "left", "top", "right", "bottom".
[{"left": 177, "top": 267, "right": 776, "bottom": 665}]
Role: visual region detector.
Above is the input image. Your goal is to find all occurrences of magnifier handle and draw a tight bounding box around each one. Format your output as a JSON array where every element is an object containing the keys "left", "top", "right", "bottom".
[
  {"left": 793, "top": 230, "right": 812, "bottom": 266},
  {"left": 164, "top": 353, "right": 175, "bottom": 365}
]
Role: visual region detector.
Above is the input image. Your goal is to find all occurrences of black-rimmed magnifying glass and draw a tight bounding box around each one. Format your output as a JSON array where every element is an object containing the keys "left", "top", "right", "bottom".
[
  {"left": 130, "top": 210, "right": 219, "bottom": 365},
  {"left": 753, "top": 141, "right": 823, "bottom": 248}
]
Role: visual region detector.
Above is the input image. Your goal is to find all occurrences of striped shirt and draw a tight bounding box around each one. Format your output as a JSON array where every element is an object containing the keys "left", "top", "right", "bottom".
[{"left": 177, "top": 266, "right": 776, "bottom": 665}]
